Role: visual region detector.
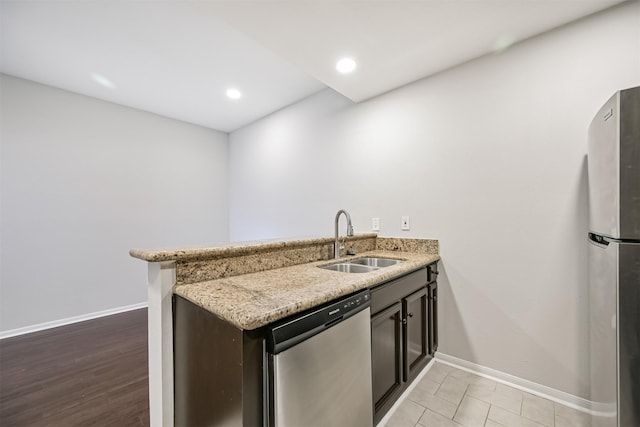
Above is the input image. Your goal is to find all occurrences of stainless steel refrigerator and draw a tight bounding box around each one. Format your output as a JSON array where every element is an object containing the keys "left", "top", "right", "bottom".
[{"left": 588, "top": 86, "right": 640, "bottom": 427}]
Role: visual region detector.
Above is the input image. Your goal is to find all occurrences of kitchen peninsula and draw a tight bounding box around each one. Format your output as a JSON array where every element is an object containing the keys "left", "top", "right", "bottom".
[{"left": 130, "top": 234, "right": 439, "bottom": 427}]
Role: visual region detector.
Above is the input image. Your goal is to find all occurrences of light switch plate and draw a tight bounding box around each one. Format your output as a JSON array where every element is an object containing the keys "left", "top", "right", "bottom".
[
  {"left": 372, "top": 217, "right": 380, "bottom": 231},
  {"left": 401, "top": 216, "right": 410, "bottom": 231}
]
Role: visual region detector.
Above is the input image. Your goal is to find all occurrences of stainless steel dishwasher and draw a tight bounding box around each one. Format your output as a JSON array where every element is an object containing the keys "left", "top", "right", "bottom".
[{"left": 266, "top": 289, "right": 373, "bottom": 427}]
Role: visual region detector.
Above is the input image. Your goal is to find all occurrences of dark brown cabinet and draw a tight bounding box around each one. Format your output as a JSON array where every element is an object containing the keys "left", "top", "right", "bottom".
[
  {"left": 371, "top": 302, "right": 403, "bottom": 414},
  {"left": 370, "top": 263, "right": 438, "bottom": 424},
  {"left": 427, "top": 261, "right": 438, "bottom": 355},
  {"left": 404, "top": 287, "right": 428, "bottom": 381},
  {"left": 428, "top": 282, "right": 438, "bottom": 355},
  {"left": 173, "top": 295, "right": 264, "bottom": 427}
]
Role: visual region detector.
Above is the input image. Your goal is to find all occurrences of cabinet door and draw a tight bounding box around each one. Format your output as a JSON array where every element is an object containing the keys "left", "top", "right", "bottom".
[
  {"left": 371, "top": 302, "right": 403, "bottom": 414},
  {"left": 403, "top": 288, "right": 428, "bottom": 381},
  {"left": 428, "top": 283, "right": 438, "bottom": 355}
]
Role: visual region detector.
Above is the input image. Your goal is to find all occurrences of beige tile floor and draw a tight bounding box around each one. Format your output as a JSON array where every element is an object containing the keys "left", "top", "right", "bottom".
[{"left": 384, "top": 362, "right": 591, "bottom": 427}]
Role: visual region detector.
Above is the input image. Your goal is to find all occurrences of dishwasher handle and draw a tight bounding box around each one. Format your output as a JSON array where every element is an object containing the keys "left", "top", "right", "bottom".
[
  {"left": 324, "top": 315, "right": 344, "bottom": 328},
  {"left": 267, "top": 289, "right": 370, "bottom": 354}
]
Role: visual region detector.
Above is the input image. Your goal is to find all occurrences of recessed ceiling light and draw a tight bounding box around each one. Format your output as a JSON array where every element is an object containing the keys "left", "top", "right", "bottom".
[
  {"left": 336, "top": 57, "right": 357, "bottom": 74},
  {"left": 226, "top": 88, "right": 242, "bottom": 99},
  {"left": 91, "top": 73, "right": 116, "bottom": 89}
]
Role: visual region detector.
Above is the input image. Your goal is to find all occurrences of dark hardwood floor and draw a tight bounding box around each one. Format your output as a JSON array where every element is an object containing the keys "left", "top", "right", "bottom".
[{"left": 0, "top": 308, "right": 149, "bottom": 426}]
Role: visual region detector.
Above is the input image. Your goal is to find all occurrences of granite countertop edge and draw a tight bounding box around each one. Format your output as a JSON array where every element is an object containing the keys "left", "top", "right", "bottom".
[
  {"left": 130, "top": 233, "right": 378, "bottom": 262},
  {"left": 173, "top": 249, "right": 440, "bottom": 331}
]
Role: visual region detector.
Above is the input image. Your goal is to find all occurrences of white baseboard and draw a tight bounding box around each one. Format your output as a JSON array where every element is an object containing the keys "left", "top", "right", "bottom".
[
  {"left": 0, "top": 302, "right": 148, "bottom": 340},
  {"left": 435, "top": 352, "right": 604, "bottom": 415}
]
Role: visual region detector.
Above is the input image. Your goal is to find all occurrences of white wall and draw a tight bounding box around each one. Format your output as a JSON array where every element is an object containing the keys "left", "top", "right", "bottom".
[
  {"left": 0, "top": 74, "right": 229, "bottom": 333},
  {"left": 229, "top": 3, "right": 640, "bottom": 398}
]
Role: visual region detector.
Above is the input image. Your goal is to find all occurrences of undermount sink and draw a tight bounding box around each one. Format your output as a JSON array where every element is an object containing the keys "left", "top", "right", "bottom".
[
  {"left": 319, "top": 257, "right": 403, "bottom": 273},
  {"left": 320, "top": 263, "right": 377, "bottom": 273},
  {"left": 349, "top": 257, "right": 402, "bottom": 268}
]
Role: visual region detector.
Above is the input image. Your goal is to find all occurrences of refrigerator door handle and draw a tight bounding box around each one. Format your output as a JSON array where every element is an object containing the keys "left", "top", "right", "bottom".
[{"left": 589, "top": 233, "right": 610, "bottom": 246}]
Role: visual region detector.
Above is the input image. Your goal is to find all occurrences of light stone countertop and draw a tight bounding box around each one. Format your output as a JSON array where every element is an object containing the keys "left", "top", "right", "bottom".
[
  {"left": 174, "top": 249, "right": 439, "bottom": 330},
  {"left": 130, "top": 234, "right": 379, "bottom": 262}
]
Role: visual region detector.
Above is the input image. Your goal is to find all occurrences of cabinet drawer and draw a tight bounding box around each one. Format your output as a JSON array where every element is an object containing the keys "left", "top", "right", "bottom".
[{"left": 371, "top": 268, "right": 428, "bottom": 315}]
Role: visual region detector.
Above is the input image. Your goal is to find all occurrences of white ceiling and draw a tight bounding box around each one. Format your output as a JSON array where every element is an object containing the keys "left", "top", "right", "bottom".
[
  {"left": 204, "top": 0, "right": 626, "bottom": 103},
  {"left": 0, "top": 1, "right": 325, "bottom": 132},
  {"left": 0, "top": 0, "right": 625, "bottom": 133}
]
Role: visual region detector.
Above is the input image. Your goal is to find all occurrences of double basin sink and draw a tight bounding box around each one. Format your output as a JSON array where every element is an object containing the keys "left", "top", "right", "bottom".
[{"left": 319, "top": 257, "right": 402, "bottom": 273}]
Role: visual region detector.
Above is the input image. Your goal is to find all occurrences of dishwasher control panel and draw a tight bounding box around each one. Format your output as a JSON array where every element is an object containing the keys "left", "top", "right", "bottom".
[
  {"left": 267, "top": 289, "right": 371, "bottom": 354},
  {"left": 341, "top": 293, "right": 369, "bottom": 311}
]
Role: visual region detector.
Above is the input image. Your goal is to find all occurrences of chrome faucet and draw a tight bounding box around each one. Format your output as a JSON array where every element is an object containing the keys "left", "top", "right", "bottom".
[{"left": 334, "top": 209, "right": 354, "bottom": 259}]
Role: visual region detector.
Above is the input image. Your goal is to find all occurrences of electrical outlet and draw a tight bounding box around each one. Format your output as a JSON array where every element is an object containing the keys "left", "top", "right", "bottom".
[
  {"left": 372, "top": 217, "right": 380, "bottom": 231},
  {"left": 401, "top": 216, "right": 410, "bottom": 231}
]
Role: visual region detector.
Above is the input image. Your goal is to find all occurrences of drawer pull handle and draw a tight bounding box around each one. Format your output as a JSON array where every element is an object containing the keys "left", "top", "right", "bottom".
[{"left": 408, "top": 312, "right": 414, "bottom": 318}]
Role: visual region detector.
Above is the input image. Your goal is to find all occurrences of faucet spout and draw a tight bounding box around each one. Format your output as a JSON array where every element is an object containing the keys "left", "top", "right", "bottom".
[{"left": 334, "top": 209, "right": 354, "bottom": 259}]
